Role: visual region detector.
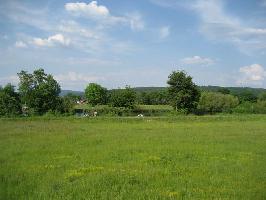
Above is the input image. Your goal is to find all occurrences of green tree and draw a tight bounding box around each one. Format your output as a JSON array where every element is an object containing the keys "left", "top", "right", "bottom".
[
  {"left": 217, "top": 88, "right": 230, "bottom": 95},
  {"left": 85, "top": 83, "right": 107, "bottom": 106},
  {"left": 237, "top": 90, "right": 257, "bottom": 103},
  {"left": 198, "top": 92, "right": 239, "bottom": 114},
  {"left": 258, "top": 92, "right": 266, "bottom": 101},
  {"left": 137, "top": 90, "right": 168, "bottom": 105},
  {"left": 167, "top": 70, "right": 200, "bottom": 113},
  {"left": 109, "top": 86, "right": 136, "bottom": 108},
  {"left": 0, "top": 83, "right": 21, "bottom": 116},
  {"left": 17, "top": 68, "right": 61, "bottom": 114}
]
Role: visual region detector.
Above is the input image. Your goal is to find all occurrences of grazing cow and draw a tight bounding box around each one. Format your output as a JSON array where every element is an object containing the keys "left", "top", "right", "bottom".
[{"left": 137, "top": 114, "right": 144, "bottom": 118}]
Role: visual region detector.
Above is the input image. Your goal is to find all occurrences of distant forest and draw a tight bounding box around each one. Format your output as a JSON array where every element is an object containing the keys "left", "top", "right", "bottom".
[{"left": 61, "top": 86, "right": 266, "bottom": 97}]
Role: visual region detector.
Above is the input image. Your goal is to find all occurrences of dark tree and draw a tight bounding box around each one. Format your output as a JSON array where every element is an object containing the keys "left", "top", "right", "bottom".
[
  {"left": 0, "top": 84, "right": 21, "bottom": 116},
  {"left": 17, "top": 68, "right": 61, "bottom": 114},
  {"left": 167, "top": 70, "right": 200, "bottom": 113}
]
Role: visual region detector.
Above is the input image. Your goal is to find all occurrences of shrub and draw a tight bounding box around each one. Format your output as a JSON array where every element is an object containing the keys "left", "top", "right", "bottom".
[
  {"left": 233, "top": 101, "right": 266, "bottom": 114},
  {"left": 198, "top": 92, "right": 239, "bottom": 114}
]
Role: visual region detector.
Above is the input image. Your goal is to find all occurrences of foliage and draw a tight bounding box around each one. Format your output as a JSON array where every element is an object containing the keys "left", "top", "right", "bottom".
[
  {"left": 109, "top": 86, "right": 136, "bottom": 109},
  {"left": 233, "top": 101, "right": 266, "bottom": 114},
  {"left": 0, "top": 84, "right": 21, "bottom": 116},
  {"left": 64, "top": 93, "right": 81, "bottom": 102},
  {"left": 236, "top": 90, "right": 257, "bottom": 103},
  {"left": 258, "top": 92, "right": 266, "bottom": 101},
  {"left": 55, "top": 96, "right": 75, "bottom": 114},
  {"left": 167, "top": 70, "right": 200, "bottom": 113},
  {"left": 17, "top": 68, "right": 61, "bottom": 114},
  {"left": 137, "top": 90, "right": 168, "bottom": 105},
  {"left": 198, "top": 92, "right": 239, "bottom": 114},
  {"left": 217, "top": 88, "right": 230, "bottom": 94},
  {"left": 85, "top": 83, "right": 107, "bottom": 106}
]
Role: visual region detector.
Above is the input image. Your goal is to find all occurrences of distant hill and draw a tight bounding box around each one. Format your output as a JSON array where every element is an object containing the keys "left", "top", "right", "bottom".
[
  {"left": 133, "top": 86, "right": 266, "bottom": 96},
  {"left": 133, "top": 87, "right": 166, "bottom": 92},
  {"left": 61, "top": 86, "right": 266, "bottom": 97},
  {"left": 199, "top": 86, "right": 266, "bottom": 96}
]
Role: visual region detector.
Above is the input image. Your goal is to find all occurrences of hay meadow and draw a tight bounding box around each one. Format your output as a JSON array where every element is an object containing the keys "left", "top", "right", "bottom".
[{"left": 1, "top": 115, "right": 266, "bottom": 199}]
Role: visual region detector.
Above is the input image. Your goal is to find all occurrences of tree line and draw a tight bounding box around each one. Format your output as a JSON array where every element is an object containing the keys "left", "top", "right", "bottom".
[{"left": 1, "top": 68, "right": 266, "bottom": 117}]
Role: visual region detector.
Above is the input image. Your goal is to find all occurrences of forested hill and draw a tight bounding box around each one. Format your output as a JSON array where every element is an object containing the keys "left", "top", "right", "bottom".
[
  {"left": 133, "top": 86, "right": 266, "bottom": 95},
  {"left": 60, "top": 86, "right": 266, "bottom": 96}
]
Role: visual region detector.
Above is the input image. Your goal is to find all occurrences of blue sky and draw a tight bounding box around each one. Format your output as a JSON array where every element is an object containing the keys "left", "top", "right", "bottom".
[{"left": 0, "top": 0, "right": 266, "bottom": 90}]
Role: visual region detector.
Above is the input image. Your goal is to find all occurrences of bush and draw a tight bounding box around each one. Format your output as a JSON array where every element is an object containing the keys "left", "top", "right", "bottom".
[
  {"left": 233, "top": 101, "right": 266, "bottom": 114},
  {"left": 198, "top": 92, "right": 239, "bottom": 114},
  {"left": 258, "top": 92, "right": 266, "bottom": 101}
]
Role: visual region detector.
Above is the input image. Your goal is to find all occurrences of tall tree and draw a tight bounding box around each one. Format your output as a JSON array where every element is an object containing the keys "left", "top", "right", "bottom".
[
  {"left": 109, "top": 86, "right": 136, "bottom": 108},
  {"left": 167, "top": 70, "right": 200, "bottom": 113},
  {"left": 0, "top": 84, "right": 21, "bottom": 116},
  {"left": 17, "top": 68, "right": 61, "bottom": 114},
  {"left": 85, "top": 83, "right": 107, "bottom": 106}
]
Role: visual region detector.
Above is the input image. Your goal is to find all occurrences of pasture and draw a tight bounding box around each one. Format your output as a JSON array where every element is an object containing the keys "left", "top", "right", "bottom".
[{"left": 0, "top": 115, "right": 266, "bottom": 199}]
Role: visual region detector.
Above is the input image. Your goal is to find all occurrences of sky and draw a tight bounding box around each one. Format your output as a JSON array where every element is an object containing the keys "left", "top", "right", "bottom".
[{"left": 0, "top": 0, "right": 266, "bottom": 90}]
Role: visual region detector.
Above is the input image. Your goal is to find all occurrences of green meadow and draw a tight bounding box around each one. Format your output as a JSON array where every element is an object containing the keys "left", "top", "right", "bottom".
[{"left": 1, "top": 115, "right": 266, "bottom": 199}]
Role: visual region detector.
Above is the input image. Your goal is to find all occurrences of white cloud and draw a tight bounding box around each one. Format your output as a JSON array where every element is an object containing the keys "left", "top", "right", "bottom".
[
  {"left": 237, "top": 64, "right": 266, "bottom": 85},
  {"left": 127, "top": 12, "right": 145, "bottom": 31},
  {"left": 159, "top": 26, "right": 170, "bottom": 39},
  {"left": 181, "top": 56, "right": 214, "bottom": 65},
  {"left": 2, "top": 1, "right": 53, "bottom": 32},
  {"left": 32, "top": 34, "right": 70, "bottom": 47},
  {"left": 65, "top": 1, "right": 109, "bottom": 18},
  {"left": 152, "top": 0, "right": 266, "bottom": 54},
  {"left": 190, "top": 0, "right": 266, "bottom": 54},
  {"left": 65, "top": 1, "right": 144, "bottom": 30},
  {"left": 58, "top": 20, "right": 100, "bottom": 39},
  {"left": 4, "top": 1, "right": 144, "bottom": 54},
  {"left": 54, "top": 72, "right": 105, "bottom": 89},
  {"left": 15, "top": 41, "right": 27, "bottom": 48},
  {"left": 55, "top": 72, "right": 105, "bottom": 83},
  {"left": 65, "top": 1, "right": 126, "bottom": 26}
]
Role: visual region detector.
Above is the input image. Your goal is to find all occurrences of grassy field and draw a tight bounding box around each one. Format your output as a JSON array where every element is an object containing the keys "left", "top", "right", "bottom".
[{"left": 1, "top": 115, "right": 266, "bottom": 199}]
